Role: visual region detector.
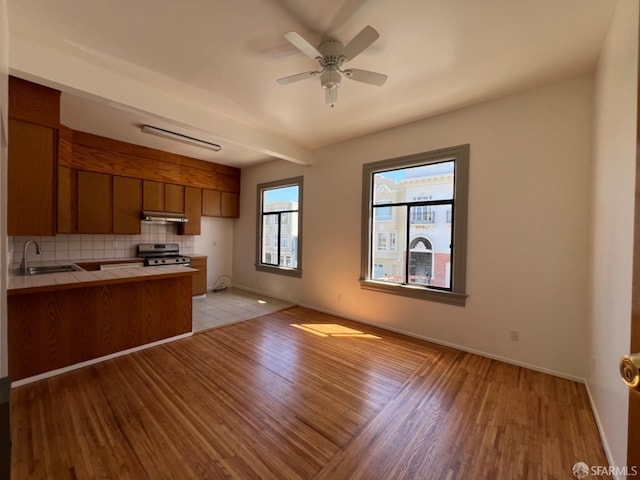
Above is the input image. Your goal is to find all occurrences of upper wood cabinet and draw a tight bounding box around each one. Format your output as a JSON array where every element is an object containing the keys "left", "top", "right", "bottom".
[
  {"left": 202, "top": 189, "right": 221, "bottom": 217},
  {"left": 8, "top": 77, "right": 241, "bottom": 237},
  {"left": 8, "top": 120, "right": 58, "bottom": 236},
  {"left": 202, "top": 189, "right": 239, "bottom": 218},
  {"left": 164, "top": 184, "right": 185, "bottom": 213},
  {"left": 113, "top": 176, "right": 142, "bottom": 234},
  {"left": 57, "top": 166, "right": 77, "bottom": 234},
  {"left": 143, "top": 180, "right": 164, "bottom": 211},
  {"left": 77, "top": 171, "right": 113, "bottom": 234},
  {"left": 180, "top": 187, "right": 202, "bottom": 236},
  {"left": 221, "top": 192, "right": 240, "bottom": 218},
  {"left": 8, "top": 77, "right": 61, "bottom": 236},
  {"left": 9, "top": 76, "right": 60, "bottom": 129}
]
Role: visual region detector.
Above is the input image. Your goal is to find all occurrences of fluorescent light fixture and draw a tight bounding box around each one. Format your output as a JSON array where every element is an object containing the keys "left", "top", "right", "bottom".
[{"left": 140, "top": 125, "right": 222, "bottom": 152}]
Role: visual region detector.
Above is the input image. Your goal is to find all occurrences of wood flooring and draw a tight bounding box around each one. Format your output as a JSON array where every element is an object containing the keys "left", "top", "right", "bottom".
[{"left": 11, "top": 307, "right": 610, "bottom": 479}]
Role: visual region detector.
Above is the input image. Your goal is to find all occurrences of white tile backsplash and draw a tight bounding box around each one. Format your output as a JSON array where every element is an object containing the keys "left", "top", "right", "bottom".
[{"left": 8, "top": 223, "right": 195, "bottom": 266}]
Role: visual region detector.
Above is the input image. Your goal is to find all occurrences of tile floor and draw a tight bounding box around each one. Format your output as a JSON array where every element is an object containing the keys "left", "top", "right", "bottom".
[{"left": 192, "top": 287, "right": 294, "bottom": 332}]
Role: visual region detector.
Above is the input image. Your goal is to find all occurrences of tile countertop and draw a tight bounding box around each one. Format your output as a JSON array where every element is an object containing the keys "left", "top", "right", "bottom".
[{"left": 8, "top": 262, "right": 197, "bottom": 295}]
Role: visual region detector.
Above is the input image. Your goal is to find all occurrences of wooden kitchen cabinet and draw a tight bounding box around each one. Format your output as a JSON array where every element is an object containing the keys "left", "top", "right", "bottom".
[
  {"left": 57, "top": 166, "right": 77, "bottom": 233},
  {"left": 202, "top": 189, "right": 221, "bottom": 217},
  {"left": 165, "top": 184, "right": 185, "bottom": 213},
  {"left": 190, "top": 256, "right": 207, "bottom": 296},
  {"left": 202, "top": 189, "right": 239, "bottom": 219},
  {"left": 77, "top": 171, "right": 113, "bottom": 234},
  {"left": 113, "top": 176, "right": 142, "bottom": 234},
  {"left": 143, "top": 180, "right": 164, "bottom": 211},
  {"left": 143, "top": 181, "right": 184, "bottom": 213},
  {"left": 221, "top": 192, "right": 240, "bottom": 218},
  {"left": 180, "top": 187, "right": 202, "bottom": 236},
  {"left": 8, "top": 120, "right": 58, "bottom": 235},
  {"left": 8, "top": 272, "right": 193, "bottom": 381}
]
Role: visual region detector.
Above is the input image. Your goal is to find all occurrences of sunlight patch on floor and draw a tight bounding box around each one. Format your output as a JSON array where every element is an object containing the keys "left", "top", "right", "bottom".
[{"left": 291, "top": 323, "right": 381, "bottom": 339}]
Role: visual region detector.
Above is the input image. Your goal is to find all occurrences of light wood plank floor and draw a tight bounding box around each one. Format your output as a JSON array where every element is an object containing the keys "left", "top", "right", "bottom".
[{"left": 11, "top": 307, "right": 610, "bottom": 479}]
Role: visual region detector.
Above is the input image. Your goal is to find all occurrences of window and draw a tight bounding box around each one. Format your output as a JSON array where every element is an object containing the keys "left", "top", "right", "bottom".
[
  {"left": 375, "top": 202, "right": 392, "bottom": 221},
  {"left": 361, "top": 145, "right": 469, "bottom": 306},
  {"left": 256, "top": 177, "right": 303, "bottom": 277}
]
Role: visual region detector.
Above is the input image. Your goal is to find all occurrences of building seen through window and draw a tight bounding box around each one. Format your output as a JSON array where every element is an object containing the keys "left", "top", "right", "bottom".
[
  {"left": 371, "top": 161, "right": 454, "bottom": 289},
  {"left": 256, "top": 177, "right": 303, "bottom": 277},
  {"left": 362, "top": 150, "right": 469, "bottom": 307}
]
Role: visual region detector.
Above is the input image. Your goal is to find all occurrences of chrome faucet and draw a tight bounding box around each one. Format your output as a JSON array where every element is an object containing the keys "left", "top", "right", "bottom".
[{"left": 20, "top": 240, "right": 42, "bottom": 274}]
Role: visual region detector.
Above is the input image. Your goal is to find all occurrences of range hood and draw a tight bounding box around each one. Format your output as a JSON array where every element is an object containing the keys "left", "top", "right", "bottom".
[{"left": 141, "top": 211, "right": 188, "bottom": 224}]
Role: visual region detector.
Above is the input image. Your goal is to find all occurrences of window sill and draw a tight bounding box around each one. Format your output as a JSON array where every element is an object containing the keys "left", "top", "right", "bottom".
[
  {"left": 256, "top": 264, "right": 302, "bottom": 278},
  {"left": 359, "top": 279, "right": 467, "bottom": 306}
]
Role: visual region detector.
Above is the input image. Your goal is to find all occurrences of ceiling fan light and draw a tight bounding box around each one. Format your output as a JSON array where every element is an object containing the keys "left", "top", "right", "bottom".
[{"left": 321, "top": 67, "right": 341, "bottom": 90}]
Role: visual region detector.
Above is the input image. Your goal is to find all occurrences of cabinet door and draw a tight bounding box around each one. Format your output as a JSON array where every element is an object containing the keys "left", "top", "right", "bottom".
[
  {"left": 57, "top": 166, "right": 77, "bottom": 234},
  {"left": 143, "top": 180, "right": 164, "bottom": 211},
  {"left": 221, "top": 192, "right": 240, "bottom": 218},
  {"left": 202, "top": 189, "right": 221, "bottom": 217},
  {"left": 8, "top": 120, "right": 57, "bottom": 235},
  {"left": 113, "top": 176, "right": 142, "bottom": 234},
  {"left": 190, "top": 257, "right": 207, "bottom": 296},
  {"left": 180, "top": 187, "right": 201, "bottom": 236},
  {"left": 77, "top": 171, "right": 113, "bottom": 234},
  {"left": 165, "top": 184, "right": 185, "bottom": 213}
]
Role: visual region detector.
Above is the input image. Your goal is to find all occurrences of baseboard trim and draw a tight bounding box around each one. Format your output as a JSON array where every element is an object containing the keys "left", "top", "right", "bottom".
[
  {"left": 584, "top": 380, "right": 619, "bottom": 476},
  {"left": 232, "top": 282, "right": 583, "bottom": 383},
  {"left": 300, "top": 302, "right": 584, "bottom": 383},
  {"left": 11, "top": 332, "right": 193, "bottom": 388}
]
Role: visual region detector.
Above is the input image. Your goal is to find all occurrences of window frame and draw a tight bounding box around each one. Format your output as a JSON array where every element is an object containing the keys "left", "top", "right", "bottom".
[
  {"left": 360, "top": 145, "right": 469, "bottom": 306},
  {"left": 256, "top": 176, "right": 303, "bottom": 277}
]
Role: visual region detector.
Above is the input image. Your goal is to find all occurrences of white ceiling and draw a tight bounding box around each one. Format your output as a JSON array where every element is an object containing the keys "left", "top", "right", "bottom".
[{"left": 7, "top": 0, "right": 617, "bottom": 168}]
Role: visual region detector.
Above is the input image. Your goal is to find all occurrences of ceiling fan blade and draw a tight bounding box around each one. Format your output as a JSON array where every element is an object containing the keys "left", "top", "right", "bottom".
[
  {"left": 325, "top": 88, "right": 338, "bottom": 107},
  {"left": 284, "top": 31, "right": 322, "bottom": 60},
  {"left": 277, "top": 71, "right": 319, "bottom": 85},
  {"left": 345, "top": 68, "right": 387, "bottom": 86},
  {"left": 341, "top": 25, "right": 379, "bottom": 61}
]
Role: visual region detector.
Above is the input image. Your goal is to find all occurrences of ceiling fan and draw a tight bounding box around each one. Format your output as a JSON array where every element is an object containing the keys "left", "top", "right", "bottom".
[{"left": 277, "top": 25, "right": 387, "bottom": 107}]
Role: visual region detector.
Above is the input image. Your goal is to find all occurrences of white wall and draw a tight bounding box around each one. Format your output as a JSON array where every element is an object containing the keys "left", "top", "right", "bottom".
[
  {"left": 234, "top": 74, "right": 594, "bottom": 379},
  {"left": 0, "top": 0, "right": 8, "bottom": 378},
  {"left": 588, "top": 0, "right": 638, "bottom": 470},
  {"left": 194, "top": 217, "right": 234, "bottom": 291}
]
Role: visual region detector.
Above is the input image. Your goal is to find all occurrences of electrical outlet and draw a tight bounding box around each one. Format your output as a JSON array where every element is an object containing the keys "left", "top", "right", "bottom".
[{"left": 509, "top": 330, "right": 520, "bottom": 342}]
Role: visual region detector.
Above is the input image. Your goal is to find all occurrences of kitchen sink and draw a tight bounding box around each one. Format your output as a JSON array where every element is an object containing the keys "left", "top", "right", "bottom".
[{"left": 21, "top": 264, "right": 85, "bottom": 275}]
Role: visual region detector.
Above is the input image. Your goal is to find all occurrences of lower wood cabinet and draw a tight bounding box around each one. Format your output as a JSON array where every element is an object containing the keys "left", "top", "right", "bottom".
[
  {"left": 190, "top": 256, "right": 207, "bottom": 296},
  {"left": 8, "top": 274, "right": 193, "bottom": 381}
]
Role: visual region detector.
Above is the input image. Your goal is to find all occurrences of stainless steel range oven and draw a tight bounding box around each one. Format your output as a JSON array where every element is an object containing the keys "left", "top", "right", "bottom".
[{"left": 137, "top": 243, "right": 191, "bottom": 267}]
